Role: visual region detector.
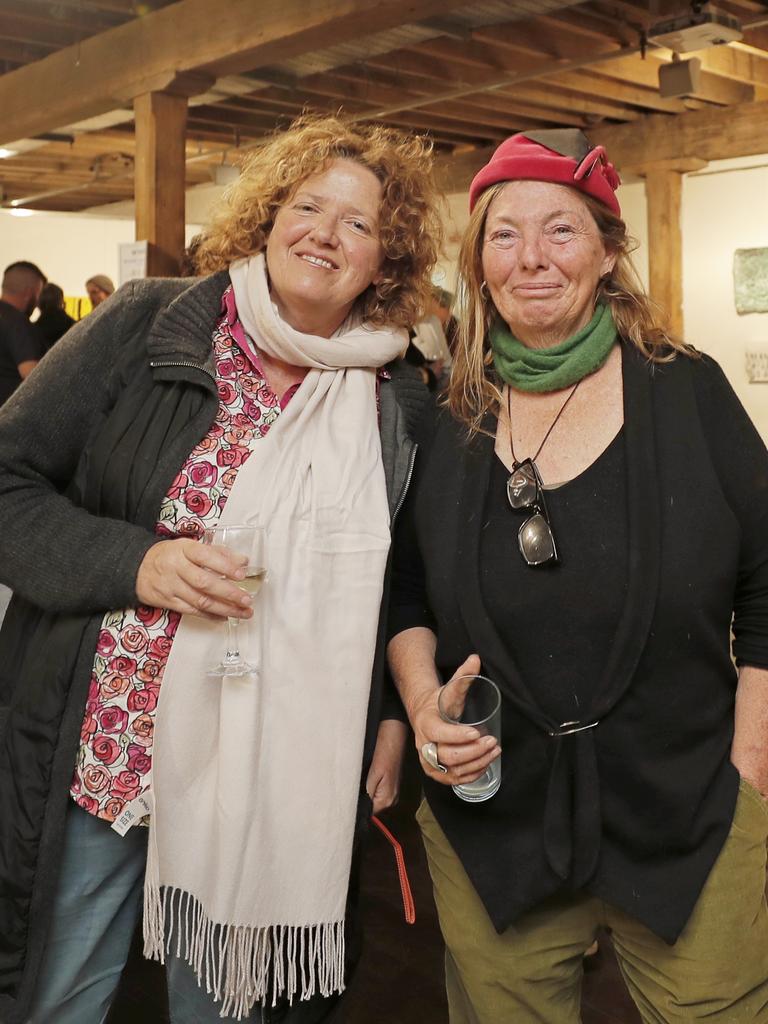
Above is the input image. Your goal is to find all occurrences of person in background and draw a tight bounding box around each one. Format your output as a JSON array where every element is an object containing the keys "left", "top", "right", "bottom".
[
  {"left": 33, "top": 283, "right": 76, "bottom": 352},
  {"left": 404, "top": 337, "right": 440, "bottom": 392},
  {"left": 179, "top": 234, "right": 204, "bottom": 277},
  {"left": 435, "top": 286, "right": 460, "bottom": 360},
  {"left": 0, "top": 260, "right": 46, "bottom": 407},
  {"left": 0, "top": 114, "right": 440, "bottom": 1024},
  {"left": 388, "top": 129, "right": 768, "bottom": 1023},
  {"left": 85, "top": 273, "right": 115, "bottom": 308},
  {"left": 410, "top": 285, "right": 457, "bottom": 390}
]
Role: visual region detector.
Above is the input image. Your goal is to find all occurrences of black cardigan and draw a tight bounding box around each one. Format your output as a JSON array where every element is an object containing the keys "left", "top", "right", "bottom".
[{"left": 390, "top": 345, "right": 768, "bottom": 943}]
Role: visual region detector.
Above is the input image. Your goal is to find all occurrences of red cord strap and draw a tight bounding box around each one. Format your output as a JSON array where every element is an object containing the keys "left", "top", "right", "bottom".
[{"left": 371, "top": 815, "right": 416, "bottom": 925}]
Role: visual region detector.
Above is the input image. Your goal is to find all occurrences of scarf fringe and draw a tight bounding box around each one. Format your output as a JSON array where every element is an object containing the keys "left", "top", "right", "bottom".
[{"left": 143, "top": 883, "right": 345, "bottom": 1020}]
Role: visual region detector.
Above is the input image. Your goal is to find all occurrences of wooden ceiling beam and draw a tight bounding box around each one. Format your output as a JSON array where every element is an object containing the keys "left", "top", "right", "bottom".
[
  {"left": 357, "top": 58, "right": 638, "bottom": 123},
  {"left": 471, "top": 18, "right": 626, "bottom": 62},
  {"left": 6, "top": 0, "right": 123, "bottom": 20},
  {"left": 0, "top": 0, "right": 471, "bottom": 146},
  {"left": 0, "top": 41, "right": 53, "bottom": 64},
  {"left": 364, "top": 47, "right": 498, "bottom": 88},
  {"left": 743, "top": 27, "right": 768, "bottom": 50},
  {"left": 725, "top": 0, "right": 768, "bottom": 12},
  {"left": 295, "top": 71, "right": 429, "bottom": 114},
  {"left": 421, "top": 96, "right": 586, "bottom": 131},
  {"left": 0, "top": 13, "right": 86, "bottom": 49},
  {"left": 494, "top": 83, "right": 639, "bottom": 122},
  {"left": 592, "top": 52, "right": 755, "bottom": 105},
  {"left": 590, "top": 97, "right": 768, "bottom": 167},
  {"left": 695, "top": 42, "right": 768, "bottom": 86},
  {"left": 186, "top": 97, "right": 493, "bottom": 151},
  {"left": 378, "top": 113, "right": 518, "bottom": 145},
  {"left": 293, "top": 64, "right": 580, "bottom": 135},
  {"left": 410, "top": 35, "right": 522, "bottom": 73},
  {"left": 545, "top": 69, "right": 698, "bottom": 114},
  {"left": 539, "top": 9, "right": 636, "bottom": 45},
  {"left": 287, "top": 75, "right": 505, "bottom": 141},
  {"left": 185, "top": 104, "right": 291, "bottom": 131},
  {"left": 23, "top": 0, "right": 167, "bottom": 14},
  {"left": 342, "top": 34, "right": 647, "bottom": 122},
  {"left": 583, "top": 0, "right": 682, "bottom": 23}
]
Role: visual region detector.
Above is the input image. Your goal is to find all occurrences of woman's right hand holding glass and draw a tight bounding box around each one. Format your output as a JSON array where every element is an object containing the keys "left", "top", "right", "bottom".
[
  {"left": 410, "top": 654, "right": 501, "bottom": 787},
  {"left": 135, "top": 538, "right": 254, "bottom": 619}
]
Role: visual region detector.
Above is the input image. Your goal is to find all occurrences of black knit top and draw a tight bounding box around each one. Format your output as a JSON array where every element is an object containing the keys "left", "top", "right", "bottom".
[{"left": 483, "top": 433, "right": 627, "bottom": 723}]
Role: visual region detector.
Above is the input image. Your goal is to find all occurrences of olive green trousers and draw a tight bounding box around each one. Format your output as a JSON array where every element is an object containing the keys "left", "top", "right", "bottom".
[{"left": 417, "top": 779, "right": 768, "bottom": 1023}]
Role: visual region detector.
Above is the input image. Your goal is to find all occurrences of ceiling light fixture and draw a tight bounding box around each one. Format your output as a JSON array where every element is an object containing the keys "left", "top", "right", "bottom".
[{"left": 658, "top": 54, "right": 702, "bottom": 97}]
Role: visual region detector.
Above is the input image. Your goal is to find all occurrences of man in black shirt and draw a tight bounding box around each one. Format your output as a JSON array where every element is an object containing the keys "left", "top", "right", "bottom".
[{"left": 0, "top": 261, "right": 47, "bottom": 406}]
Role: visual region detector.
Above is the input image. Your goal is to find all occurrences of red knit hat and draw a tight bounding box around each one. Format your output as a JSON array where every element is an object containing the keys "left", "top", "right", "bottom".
[{"left": 469, "top": 129, "right": 622, "bottom": 216}]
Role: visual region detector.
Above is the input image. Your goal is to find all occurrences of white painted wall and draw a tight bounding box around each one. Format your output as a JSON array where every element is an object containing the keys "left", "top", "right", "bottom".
[
  {"left": 615, "top": 161, "right": 768, "bottom": 440},
  {"left": 0, "top": 210, "right": 203, "bottom": 298},
  {"left": 683, "top": 159, "right": 768, "bottom": 440},
  {"left": 0, "top": 210, "right": 134, "bottom": 297}
]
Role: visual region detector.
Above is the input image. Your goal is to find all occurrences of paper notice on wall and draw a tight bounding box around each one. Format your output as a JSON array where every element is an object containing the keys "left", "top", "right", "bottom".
[{"left": 119, "top": 240, "right": 148, "bottom": 285}]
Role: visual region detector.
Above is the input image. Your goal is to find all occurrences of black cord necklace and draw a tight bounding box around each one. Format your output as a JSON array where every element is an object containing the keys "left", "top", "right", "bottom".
[
  {"left": 507, "top": 378, "right": 583, "bottom": 474},
  {"left": 505, "top": 380, "right": 582, "bottom": 567}
]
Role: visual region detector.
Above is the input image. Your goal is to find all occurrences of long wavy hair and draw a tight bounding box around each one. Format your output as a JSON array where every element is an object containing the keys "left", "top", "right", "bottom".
[
  {"left": 448, "top": 182, "right": 695, "bottom": 435},
  {"left": 195, "top": 114, "right": 442, "bottom": 330}
]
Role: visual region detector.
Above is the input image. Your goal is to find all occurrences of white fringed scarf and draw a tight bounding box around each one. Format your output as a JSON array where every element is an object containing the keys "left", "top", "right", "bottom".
[{"left": 143, "top": 253, "right": 407, "bottom": 1019}]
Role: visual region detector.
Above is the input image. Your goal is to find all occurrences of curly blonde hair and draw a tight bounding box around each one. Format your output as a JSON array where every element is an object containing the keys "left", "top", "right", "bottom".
[
  {"left": 448, "top": 183, "right": 694, "bottom": 435},
  {"left": 195, "top": 114, "right": 443, "bottom": 330}
]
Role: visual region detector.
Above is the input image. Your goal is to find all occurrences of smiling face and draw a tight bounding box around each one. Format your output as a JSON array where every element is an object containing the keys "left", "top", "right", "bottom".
[
  {"left": 265, "top": 158, "right": 385, "bottom": 337},
  {"left": 481, "top": 179, "right": 616, "bottom": 349}
]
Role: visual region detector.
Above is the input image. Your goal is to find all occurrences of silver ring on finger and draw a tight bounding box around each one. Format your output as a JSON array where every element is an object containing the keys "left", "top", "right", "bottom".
[{"left": 421, "top": 741, "right": 447, "bottom": 774}]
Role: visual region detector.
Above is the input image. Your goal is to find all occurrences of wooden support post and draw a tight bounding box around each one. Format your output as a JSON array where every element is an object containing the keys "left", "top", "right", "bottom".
[
  {"left": 632, "top": 158, "right": 707, "bottom": 341},
  {"left": 134, "top": 90, "right": 188, "bottom": 277},
  {"left": 644, "top": 169, "right": 684, "bottom": 338}
]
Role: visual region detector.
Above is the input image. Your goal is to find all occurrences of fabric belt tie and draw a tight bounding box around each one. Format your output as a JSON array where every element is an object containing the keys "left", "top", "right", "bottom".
[{"left": 542, "top": 726, "right": 602, "bottom": 886}]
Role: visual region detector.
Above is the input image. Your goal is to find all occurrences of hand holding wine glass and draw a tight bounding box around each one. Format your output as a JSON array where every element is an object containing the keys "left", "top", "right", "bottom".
[
  {"left": 135, "top": 536, "right": 254, "bottom": 620},
  {"left": 203, "top": 524, "right": 267, "bottom": 678}
]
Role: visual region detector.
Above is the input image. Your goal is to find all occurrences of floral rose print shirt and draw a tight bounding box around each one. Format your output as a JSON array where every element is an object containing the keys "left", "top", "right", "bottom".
[{"left": 70, "top": 286, "right": 299, "bottom": 822}]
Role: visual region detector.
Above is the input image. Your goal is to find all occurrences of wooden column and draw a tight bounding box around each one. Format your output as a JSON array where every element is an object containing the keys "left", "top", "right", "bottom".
[
  {"left": 134, "top": 90, "right": 188, "bottom": 277},
  {"left": 645, "top": 168, "right": 684, "bottom": 337},
  {"left": 631, "top": 158, "right": 706, "bottom": 341}
]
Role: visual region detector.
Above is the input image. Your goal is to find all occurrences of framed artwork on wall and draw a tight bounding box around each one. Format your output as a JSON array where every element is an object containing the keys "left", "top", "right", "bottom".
[{"left": 733, "top": 248, "right": 768, "bottom": 314}]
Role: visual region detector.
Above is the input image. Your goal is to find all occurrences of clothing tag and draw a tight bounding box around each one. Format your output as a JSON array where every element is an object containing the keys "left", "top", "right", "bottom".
[{"left": 111, "top": 791, "right": 153, "bottom": 836}]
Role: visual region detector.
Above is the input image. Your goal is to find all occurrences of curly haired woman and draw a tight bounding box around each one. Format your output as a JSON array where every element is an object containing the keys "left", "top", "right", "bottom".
[{"left": 0, "top": 114, "right": 441, "bottom": 1024}]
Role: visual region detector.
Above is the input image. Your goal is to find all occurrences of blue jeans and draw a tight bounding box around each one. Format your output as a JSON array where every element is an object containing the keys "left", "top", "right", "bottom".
[{"left": 25, "top": 802, "right": 266, "bottom": 1023}]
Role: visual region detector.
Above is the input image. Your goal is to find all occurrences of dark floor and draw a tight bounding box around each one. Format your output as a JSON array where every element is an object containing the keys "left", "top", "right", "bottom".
[{"left": 107, "top": 748, "right": 641, "bottom": 1024}]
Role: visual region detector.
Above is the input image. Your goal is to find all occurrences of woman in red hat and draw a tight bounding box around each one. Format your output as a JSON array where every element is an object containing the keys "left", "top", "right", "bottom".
[{"left": 387, "top": 129, "right": 768, "bottom": 1022}]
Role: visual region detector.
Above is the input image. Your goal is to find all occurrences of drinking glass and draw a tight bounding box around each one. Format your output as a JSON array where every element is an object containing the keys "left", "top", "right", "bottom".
[
  {"left": 438, "top": 674, "right": 501, "bottom": 802},
  {"left": 203, "top": 524, "right": 267, "bottom": 678}
]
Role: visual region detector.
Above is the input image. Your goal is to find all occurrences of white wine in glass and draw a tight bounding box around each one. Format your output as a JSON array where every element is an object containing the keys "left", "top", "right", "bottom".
[
  {"left": 203, "top": 524, "right": 267, "bottom": 678},
  {"left": 235, "top": 568, "right": 267, "bottom": 597}
]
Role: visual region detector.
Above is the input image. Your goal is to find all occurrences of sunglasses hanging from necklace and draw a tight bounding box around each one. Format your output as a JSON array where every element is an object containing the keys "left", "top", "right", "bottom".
[{"left": 506, "top": 379, "right": 582, "bottom": 567}]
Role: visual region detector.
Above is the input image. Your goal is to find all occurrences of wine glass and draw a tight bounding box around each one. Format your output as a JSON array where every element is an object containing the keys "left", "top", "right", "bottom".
[{"left": 203, "top": 524, "right": 267, "bottom": 678}]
